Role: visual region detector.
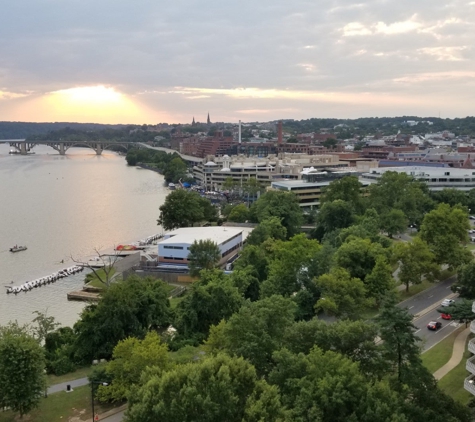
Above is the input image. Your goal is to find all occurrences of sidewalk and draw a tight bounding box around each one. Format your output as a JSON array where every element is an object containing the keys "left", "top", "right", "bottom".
[
  {"left": 433, "top": 326, "right": 470, "bottom": 380},
  {"left": 47, "top": 377, "right": 89, "bottom": 394}
]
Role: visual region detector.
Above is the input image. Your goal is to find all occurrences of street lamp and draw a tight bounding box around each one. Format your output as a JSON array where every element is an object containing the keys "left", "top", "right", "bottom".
[{"left": 91, "top": 381, "right": 108, "bottom": 421}]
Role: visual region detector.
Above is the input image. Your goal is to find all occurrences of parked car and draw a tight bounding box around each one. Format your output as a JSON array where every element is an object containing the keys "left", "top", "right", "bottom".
[
  {"left": 470, "top": 216, "right": 475, "bottom": 220},
  {"left": 441, "top": 313, "right": 452, "bottom": 320},
  {"left": 441, "top": 299, "right": 455, "bottom": 307},
  {"left": 427, "top": 321, "right": 442, "bottom": 330}
]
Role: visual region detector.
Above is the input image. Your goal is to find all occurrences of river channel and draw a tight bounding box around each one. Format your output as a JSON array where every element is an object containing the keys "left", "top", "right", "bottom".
[{"left": 0, "top": 143, "right": 168, "bottom": 327}]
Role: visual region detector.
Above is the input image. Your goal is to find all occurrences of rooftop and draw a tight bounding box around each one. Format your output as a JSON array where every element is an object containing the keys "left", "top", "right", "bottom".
[{"left": 161, "top": 227, "right": 244, "bottom": 246}]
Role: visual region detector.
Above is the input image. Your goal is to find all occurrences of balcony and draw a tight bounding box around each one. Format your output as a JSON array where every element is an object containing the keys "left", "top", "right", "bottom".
[
  {"left": 467, "top": 355, "right": 475, "bottom": 375},
  {"left": 464, "top": 375, "right": 475, "bottom": 396},
  {"left": 469, "top": 338, "right": 475, "bottom": 355},
  {"left": 470, "top": 320, "right": 475, "bottom": 335}
]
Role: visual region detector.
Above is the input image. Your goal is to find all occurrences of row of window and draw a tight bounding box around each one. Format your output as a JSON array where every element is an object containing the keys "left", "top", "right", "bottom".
[
  {"left": 221, "top": 242, "right": 242, "bottom": 258},
  {"left": 163, "top": 245, "right": 184, "bottom": 250}
]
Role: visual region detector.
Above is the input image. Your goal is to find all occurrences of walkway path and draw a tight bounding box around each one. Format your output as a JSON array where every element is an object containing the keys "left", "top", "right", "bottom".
[
  {"left": 433, "top": 326, "right": 471, "bottom": 380},
  {"left": 47, "top": 377, "right": 88, "bottom": 394}
]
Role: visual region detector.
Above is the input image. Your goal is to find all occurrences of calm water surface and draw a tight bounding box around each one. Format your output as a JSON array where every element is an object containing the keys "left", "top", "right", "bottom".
[{"left": 0, "top": 143, "right": 168, "bottom": 327}]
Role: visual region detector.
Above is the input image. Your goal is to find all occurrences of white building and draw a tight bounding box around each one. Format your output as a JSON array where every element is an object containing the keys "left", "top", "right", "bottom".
[
  {"left": 158, "top": 227, "right": 244, "bottom": 267},
  {"left": 361, "top": 166, "right": 475, "bottom": 191}
]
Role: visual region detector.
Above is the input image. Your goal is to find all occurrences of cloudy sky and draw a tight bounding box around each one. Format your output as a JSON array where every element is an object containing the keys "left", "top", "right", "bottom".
[{"left": 1, "top": 0, "right": 474, "bottom": 124}]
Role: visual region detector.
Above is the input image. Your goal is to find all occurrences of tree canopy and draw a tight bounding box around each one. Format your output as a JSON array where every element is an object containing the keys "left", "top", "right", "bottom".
[{"left": 250, "top": 190, "right": 303, "bottom": 238}]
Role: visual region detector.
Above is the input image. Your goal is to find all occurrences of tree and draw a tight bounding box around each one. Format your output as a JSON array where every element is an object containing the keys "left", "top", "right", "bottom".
[
  {"left": 250, "top": 190, "right": 303, "bottom": 237},
  {"left": 242, "top": 177, "right": 263, "bottom": 203},
  {"left": 261, "top": 234, "right": 322, "bottom": 298},
  {"left": 314, "top": 267, "right": 372, "bottom": 319},
  {"left": 364, "top": 256, "right": 397, "bottom": 302},
  {"left": 32, "top": 310, "right": 60, "bottom": 344},
  {"left": 377, "top": 296, "right": 421, "bottom": 383},
  {"left": 126, "top": 354, "right": 286, "bottom": 422},
  {"left": 269, "top": 347, "right": 401, "bottom": 422},
  {"left": 245, "top": 217, "right": 287, "bottom": 246},
  {"left": 174, "top": 273, "right": 242, "bottom": 340},
  {"left": 222, "top": 177, "right": 236, "bottom": 191},
  {"left": 206, "top": 296, "right": 296, "bottom": 375},
  {"left": 419, "top": 203, "right": 472, "bottom": 268},
  {"left": 96, "top": 332, "right": 169, "bottom": 402},
  {"left": 283, "top": 319, "right": 381, "bottom": 375},
  {"left": 334, "top": 237, "right": 388, "bottom": 280},
  {"left": 73, "top": 276, "right": 171, "bottom": 363},
  {"left": 379, "top": 209, "right": 407, "bottom": 238},
  {"left": 320, "top": 176, "right": 365, "bottom": 213},
  {"left": 188, "top": 239, "right": 221, "bottom": 277},
  {"left": 72, "top": 248, "right": 121, "bottom": 289},
  {"left": 163, "top": 157, "right": 187, "bottom": 183},
  {"left": 368, "top": 171, "right": 434, "bottom": 225},
  {"left": 394, "top": 237, "right": 439, "bottom": 292},
  {"left": 228, "top": 203, "right": 249, "bottom": 222},
  {"left": 234, "top": 243, "right": 270, "bottom": 282},
  {"left": 158, "top": 190, "right": 211, "bottom": 230},
  {"left": 453, "top": 261, "right": 475, "bottom": 298},
  {"left": 438, "top": 299, "right": 475, "bottom": 327},
  {"left": 431, "top": 188, "right": 468, "bottom": 208},
  {"left": 322, "top": 137, "right": 338, "bottom": 149},
  {"left": 0, "top": 326, "right": 46, "bottom": 418},
  {"left": 316, "top": 199, "right": 355, "bottom": 233}
]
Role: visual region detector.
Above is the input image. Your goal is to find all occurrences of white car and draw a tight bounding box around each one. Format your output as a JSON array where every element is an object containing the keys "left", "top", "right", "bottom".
[{"left": 441, "top": 299, "right": 455, "bottom": 307}]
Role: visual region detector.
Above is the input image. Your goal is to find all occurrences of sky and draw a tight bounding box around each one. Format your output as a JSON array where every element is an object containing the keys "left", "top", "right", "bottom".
[{"left": 1, "top": 0, "right": 474, "bottom": 124}]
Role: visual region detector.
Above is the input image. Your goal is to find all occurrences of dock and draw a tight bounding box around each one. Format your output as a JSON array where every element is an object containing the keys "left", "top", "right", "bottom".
[{"left": 67, "top": 290, "right": 100, "bottom": 302}]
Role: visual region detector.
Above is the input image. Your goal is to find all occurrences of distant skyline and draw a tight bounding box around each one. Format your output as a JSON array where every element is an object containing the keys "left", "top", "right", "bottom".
[{"left": 1, "top": 0, "right": 474, "bottom": 124}]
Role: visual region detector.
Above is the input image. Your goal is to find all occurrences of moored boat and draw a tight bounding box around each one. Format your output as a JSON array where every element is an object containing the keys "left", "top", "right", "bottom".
[{"left": 9, "top": 245, "right": 27, "bottom": 253}]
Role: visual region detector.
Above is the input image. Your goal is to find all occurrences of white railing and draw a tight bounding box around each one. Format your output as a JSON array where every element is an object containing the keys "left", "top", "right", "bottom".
[
  {"left": 467, "top": 356, "right": 475, "bottom": 375},
  {"left": 470, "top": 320, "right": 475, "bottom": 335},
  {"left": 464, "top": 376, "right": 475, "bottom": 396},
  {"left": 469, "top": 338, "right": 475, "bottom": 355}
]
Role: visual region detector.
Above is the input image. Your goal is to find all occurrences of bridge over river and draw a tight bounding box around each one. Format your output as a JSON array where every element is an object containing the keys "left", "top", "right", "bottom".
[{"left": 3, "top": 140, "right": 140, "bottom": 155}]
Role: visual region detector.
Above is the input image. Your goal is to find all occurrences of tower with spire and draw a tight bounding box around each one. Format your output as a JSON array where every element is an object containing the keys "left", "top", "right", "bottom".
[
  {"left": 207, "top": 112, "right": 211, "bottom": 125},
  {"left": 192, "top": 116, "right": 196, "bottom": 126}
]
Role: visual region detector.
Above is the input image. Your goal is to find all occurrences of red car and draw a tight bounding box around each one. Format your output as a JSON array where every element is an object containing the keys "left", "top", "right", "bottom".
[{"left": 441, "top": 314, "right": 452, "bottom": 320}]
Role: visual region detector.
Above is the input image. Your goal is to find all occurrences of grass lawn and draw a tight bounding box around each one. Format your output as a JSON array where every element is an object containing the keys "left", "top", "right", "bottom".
[
  {"left": 421, "top": 325, "right": 465, "bottom": 373},
  {"left": 437, "top": 334, "right": 474, "bottom": 405},
  {"left": 84, "top": 268, "right": 116, "bottom": 290},
  {"left": 0, "top": 385, "right": 117, "bottom": 422}
]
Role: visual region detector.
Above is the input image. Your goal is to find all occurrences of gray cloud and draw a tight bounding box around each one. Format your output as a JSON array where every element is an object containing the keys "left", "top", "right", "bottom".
[{"left": 0, "top": 0, "right": 474, "bottom": 122}]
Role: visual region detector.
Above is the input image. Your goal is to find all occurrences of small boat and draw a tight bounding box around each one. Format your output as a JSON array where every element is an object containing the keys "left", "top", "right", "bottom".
[{"left": 9, "top": 245, "right": 27, "bottom": 253}]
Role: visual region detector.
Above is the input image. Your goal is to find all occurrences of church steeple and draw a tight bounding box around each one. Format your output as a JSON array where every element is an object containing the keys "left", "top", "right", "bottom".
[
  {"left": 207, "top": 112, "right": 211, "bottom": 125},
  {"left": 192, "top": 116, "right": 196, "bottom": 126}
]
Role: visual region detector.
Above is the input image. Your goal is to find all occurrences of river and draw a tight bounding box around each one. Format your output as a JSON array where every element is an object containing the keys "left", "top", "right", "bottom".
[{"left": 0, "top": 142, "right": 168, "bottom": 327}]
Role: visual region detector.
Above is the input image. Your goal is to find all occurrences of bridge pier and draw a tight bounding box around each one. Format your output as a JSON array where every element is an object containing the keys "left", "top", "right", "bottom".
[
  {"left": 20, "top": 143, "right": 27, "bottom": 155},
  {"left": 95, "top": 143, "right": 102, "bottom": 155},
  {"left": 59, "top": 143, "right": 65, "bottom": 155}
]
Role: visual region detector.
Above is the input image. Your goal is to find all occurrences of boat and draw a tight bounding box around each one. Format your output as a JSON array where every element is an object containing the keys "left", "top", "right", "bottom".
[{"left": 9, "top": 245, "right": 27, "bottom": 253}]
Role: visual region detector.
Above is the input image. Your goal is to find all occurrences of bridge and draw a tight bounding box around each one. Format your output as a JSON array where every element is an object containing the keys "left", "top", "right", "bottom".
[{"left": 6, "top": 140, "right": 140, "bottom": 155}]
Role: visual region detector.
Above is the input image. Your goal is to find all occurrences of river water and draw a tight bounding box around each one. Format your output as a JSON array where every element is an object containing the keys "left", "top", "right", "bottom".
[{"left": 0, "top": 142, "right": 168, "bottom": 327}]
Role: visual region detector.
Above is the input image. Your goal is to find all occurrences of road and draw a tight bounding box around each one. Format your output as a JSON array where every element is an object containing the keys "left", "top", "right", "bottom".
[{"left": 397, "top": 275, "right": 461, "bottom": 351}]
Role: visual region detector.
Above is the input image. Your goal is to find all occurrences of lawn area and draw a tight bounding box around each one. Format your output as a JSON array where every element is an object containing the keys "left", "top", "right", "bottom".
[
  {"left": 437, "top": 334, "right": 474, "bottom": 405},
  {"left": 84, "top": 268, "right": 116, "bottom": 289},
  {"left": 0, "top": 385, "right": 116, "bottom": 422},
  {"left": 421, "top": 325, "right": 465, "bottom": 374}
]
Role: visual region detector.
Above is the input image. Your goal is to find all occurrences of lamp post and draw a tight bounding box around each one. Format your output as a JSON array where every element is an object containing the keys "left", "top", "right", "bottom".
[{"left": 91, "top": 381, "right": 108, "bottom": 421}]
